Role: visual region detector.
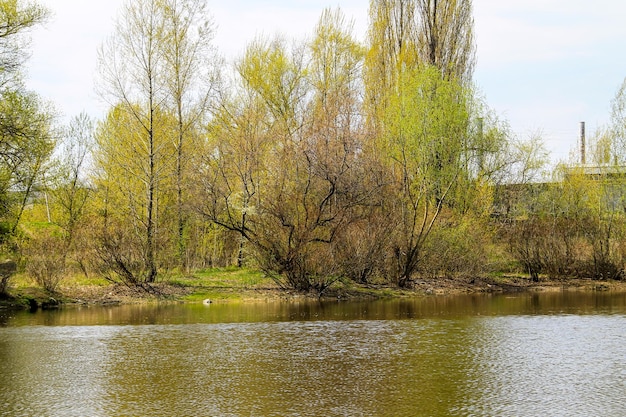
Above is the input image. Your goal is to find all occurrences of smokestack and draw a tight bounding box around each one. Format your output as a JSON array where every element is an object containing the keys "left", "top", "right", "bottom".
[{"left": 580, "top": 121, "right": 586, "bottom": 165}]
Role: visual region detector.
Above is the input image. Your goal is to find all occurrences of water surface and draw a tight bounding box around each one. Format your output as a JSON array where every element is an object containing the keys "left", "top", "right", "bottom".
[{"left": 1, "top": 291, "right": 625, "bottom": 416}]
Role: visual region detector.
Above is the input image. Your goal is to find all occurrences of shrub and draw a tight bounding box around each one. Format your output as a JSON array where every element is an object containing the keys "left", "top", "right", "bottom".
[
  {"left": 24, "top": 235, "right": 67, "bottom": 292},
  {"left": 333, "top": 217, "right": 392, "bottom": 284},
  {"left": 419, "top": 217, "right": 492, "bottom": 280},
  {"left": 0, "top": 259, "right": 17, "bottom": 295}
]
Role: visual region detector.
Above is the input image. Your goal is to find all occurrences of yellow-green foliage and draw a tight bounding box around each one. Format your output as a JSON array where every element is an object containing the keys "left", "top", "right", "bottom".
[
  {"left": 420, "top": 214, "right": 494, "bottom": 279},
  {"left": 505, "top": 164, "right": 626, "bottom": 280}
]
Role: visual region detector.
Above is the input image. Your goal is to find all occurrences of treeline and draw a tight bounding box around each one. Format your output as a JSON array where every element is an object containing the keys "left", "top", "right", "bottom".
[
  {"left": 503, "top": 167, "right": 626, "bottom": 283},
  {"left": 2, "top": 0, "right": 626, "bottom": 296}
]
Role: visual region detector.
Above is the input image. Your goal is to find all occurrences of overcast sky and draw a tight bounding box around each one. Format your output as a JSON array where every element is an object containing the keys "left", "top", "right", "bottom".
[{"left": 24, "top": 0, "right": 626, "bottom": 164}]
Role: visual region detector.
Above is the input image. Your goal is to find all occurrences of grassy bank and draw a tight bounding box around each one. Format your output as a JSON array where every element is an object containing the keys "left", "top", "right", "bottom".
[{"left": 2, "top": 268, "right": 626, "bottom": 310}]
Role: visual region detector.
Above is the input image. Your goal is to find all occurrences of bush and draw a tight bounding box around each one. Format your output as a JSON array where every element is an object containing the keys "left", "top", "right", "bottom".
[
  {"left": 333, "top": 217, "right": 392, "bottom": 284},
  {"left": 24, "top": 235, "right": 67, "bottom": 292},
  {"left": 95, "top": 225, "right": 148, "bottom": 285},
  {"left": 503, "top": 210, "right": 626, "bottom": 281},
  {"left": 255, "top": 240, "right": 341, "bottom": 294},
  {"left": 0, "top": 259, "right": 17, "bottom": 295},
  {"left": 419, "top": 217, "right": 492, "bottom": 280}
]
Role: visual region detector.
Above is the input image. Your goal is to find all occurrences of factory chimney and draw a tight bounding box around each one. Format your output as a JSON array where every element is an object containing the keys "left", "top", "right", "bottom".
[{"left": 580, "top": 121, "right": 586, "bottom": 165}]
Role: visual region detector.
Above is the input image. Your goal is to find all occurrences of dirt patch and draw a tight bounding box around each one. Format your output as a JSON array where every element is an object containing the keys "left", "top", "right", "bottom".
[
  {"left": 410, "top": 275, "right": 626, "bottom": 295},
  {"left": 61, "top": 283, "right": 194, "bottom": 305}
]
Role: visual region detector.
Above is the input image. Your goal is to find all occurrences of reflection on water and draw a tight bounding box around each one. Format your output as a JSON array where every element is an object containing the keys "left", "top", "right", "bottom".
[
  {"left": 3, "top": 291, "right": 626, "bottom": 327},
  {"left": 1, "top": 292, "right": 626, "bottom": 416}
]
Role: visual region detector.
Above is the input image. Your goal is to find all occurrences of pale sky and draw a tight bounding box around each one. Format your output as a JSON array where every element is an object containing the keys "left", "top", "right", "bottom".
[{"left": 24, "top": 0, "right": 626, "bottom": 164}]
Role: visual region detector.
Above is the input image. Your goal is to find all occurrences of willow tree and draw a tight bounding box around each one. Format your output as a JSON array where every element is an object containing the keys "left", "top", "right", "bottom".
[
  {"left": 309, "top": 8, "right": 364, "bottom": 134},
  {"left": 201, "top": 81, "right": 272, "bottom": 268},
  {"left": 202, "top": 35, "right": 313, "bottom": 289},
  {"left": 381, "top": 65, "right": 470, "bottom": 286},
  {"left": 198, "top": 36, "right": 304, "bottom": 270},
  {"left": 308, "top": 9, "right": 388, "bottom": 284},
  {"left": 200, "top": 9, "right": 370, "bottom": 293},
  {"left": 296, "top": 8, "right": 371, "bottom": 290}
]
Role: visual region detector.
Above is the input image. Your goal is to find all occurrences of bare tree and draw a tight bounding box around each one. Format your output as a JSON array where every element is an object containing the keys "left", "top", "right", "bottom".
[
  {"left": 162, "top": 0, "right": 220, "bottom": 271},
  {"left": 96, "top": 0, "right": 168, "bottom": 283}
]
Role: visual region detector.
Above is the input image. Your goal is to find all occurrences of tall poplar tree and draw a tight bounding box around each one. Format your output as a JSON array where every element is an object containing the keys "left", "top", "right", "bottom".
[
  {"left": 365, "top": 0, "right": 475, "bottom": 131},
  {"left": 415, "top": 0, "right": 475, "bottom": 83}
]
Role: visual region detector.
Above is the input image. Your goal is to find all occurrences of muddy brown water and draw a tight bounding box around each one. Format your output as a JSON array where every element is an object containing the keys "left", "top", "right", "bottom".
[{"left": 1, "top": 291, "right": 625, "bottom": 416}]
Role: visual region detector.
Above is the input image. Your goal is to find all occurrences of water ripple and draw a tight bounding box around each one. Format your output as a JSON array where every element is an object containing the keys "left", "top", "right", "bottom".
[{"left": 1, "top": 298, "right": 626, "bottom": 416}]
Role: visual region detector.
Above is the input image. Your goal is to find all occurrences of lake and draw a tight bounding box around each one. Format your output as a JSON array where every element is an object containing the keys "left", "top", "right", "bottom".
[{"left": 1, "top": 291, "right": 625, "bottom": 416}]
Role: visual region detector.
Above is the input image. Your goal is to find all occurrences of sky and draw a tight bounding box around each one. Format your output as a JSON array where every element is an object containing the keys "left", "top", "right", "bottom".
[{"left": 24, "top": 0, "right": 626, "bottom": 165}]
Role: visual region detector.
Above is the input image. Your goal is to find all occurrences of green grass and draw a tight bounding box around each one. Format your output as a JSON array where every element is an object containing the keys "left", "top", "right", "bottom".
[
  {"left": 166, "top": 267, "right": 279, "bottom": 302},
  {"left": 3, "top": 267, "right": 280, "bottom": 307},
  {"left": 7, "top": 265, "right": 493, "bottom": 307},
  {"left": 170, "top": 267, "right": 272, "bottom": 288}
]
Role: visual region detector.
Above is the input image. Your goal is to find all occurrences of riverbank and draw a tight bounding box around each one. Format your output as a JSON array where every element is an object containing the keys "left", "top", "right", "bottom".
[{"left": 2, "top": 268, "right": 626, "bottom": 310}]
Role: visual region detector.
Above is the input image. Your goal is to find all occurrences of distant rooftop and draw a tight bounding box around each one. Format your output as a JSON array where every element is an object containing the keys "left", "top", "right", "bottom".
[{"left": 564, "top": 164, "right": 626, "bottom": 179}]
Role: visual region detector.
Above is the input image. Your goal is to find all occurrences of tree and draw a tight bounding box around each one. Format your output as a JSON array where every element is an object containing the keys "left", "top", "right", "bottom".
[
  {"left": 202, "top": 35, "right": 315, "bottom": 289},
  {"left": 365, "top": 0, "right": 475, "bottom": 132},
  {"left": 588, "top": 126, "right": 615, "bottom": 166},
  {"left": 0, "top": 0, "right": 49, "bottom": 88},
  {"left": 161, "top": 0, "right": 219, "bottom": 271},
  {"left": 309, "top": 8, "right": 365, "bottom": 134},
  {"left": 380, "top": 65, "right": 470, "bottom": 286},
  {"left": 47, "top": 113, "right": 94, "bottom": 274},
  {"left": 201, "top": 84, "right": 272, "bottom": 268},
  {"left": 365, "top": 0, "right": 417, "bottom": 133},
  {"left": 200, "top": 9, "right": 372, "bottom": 294},
  {"left": 21, "top": 113, "right": 93, "bottom": 293},
  {"left": 0, "top": 89, "right": 54, "bottom": 234},
  {"left": 96, "top": 0, "right": 220, "bottom": 283},
  {"left": 53, "top": 114, "right": 93, "bottom": 241},
  {"left": 0, "top": 0, "right": 53, "bottom": 294},
  {"left": 93, "top": 106, "right": 178, "bottom": 285},
  {"left": 0, "top": 0, "right": 52, "bottom": 232},
  {"left": 97, "top": 0, "right": 167, "bottom": 283},
  {"left": 604, "top": 77, "right": 626, "bottom": 164},
  {"left": 414, "top": 0, "right": 475, "bottom": 82}
]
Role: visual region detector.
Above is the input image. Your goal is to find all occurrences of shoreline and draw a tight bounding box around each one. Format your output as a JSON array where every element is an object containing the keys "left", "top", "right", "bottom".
[{"left": 3, "top": 274, "right": 626, "bottom": 311}]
